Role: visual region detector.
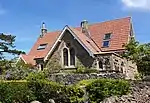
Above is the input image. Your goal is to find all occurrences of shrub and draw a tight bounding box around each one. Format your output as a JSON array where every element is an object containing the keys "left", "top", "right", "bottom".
[
  {"left": 134, "top": 73, "right": 143, "bottom": 80},
  {"left": 86, "top": 79, "right": 130, "bottom": 102},
  {"left": 0, "top": 79, "right": 84, "bottom": 103},
  {"left": 2, "top": 59, "right": 37, "bottom": 80},
  {"left": 65, "top": 85, "right": 85, "bottom": 103},
  {"left": 75, "top": 68, "right": 99, "bottom": 74},
  {"left": 0, "top": 60, "right": 12, "bottom": 74},
  {"left": 84, "top": 68, "right": 99, "bottom": 74},
  {"left": 76, "top": 79, "right": 96, "bottom": 87},
  {"left": 26, "top": 72, "right": 46, "bottom": 81},
  {"left": 26, "top": 72, "right": 84, "bottom": 103},
  {"left": 0, "top": 81, "right": 36, "bottom": 103},
  {"left": 76, "top": 67, "right": 85, "bottom": 73},
  {"left": 4, "top": 67, "right": 33, "bottom": 80}
]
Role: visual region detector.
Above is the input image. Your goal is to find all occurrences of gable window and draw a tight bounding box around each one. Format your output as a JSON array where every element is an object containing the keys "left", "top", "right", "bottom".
[
  {"left": 70, "top": 48, "right": 75, "bottom": 66},
  {"left": 37, "top": 43, "right": 47, "bottom": 50},
  {"left": 63, "top": 48, "right": 68, "bottom": 66},
  {"left": 102, "top": 33, "right": 111, "bottom": 47},
  {"left": 63, "top": 47, "right": 75, "bottom": 67}
]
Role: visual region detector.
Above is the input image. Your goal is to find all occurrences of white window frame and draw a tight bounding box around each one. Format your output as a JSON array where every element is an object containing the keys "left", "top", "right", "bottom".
[{"left": 62, "top": 47, "right": 76, "bottom": 68}]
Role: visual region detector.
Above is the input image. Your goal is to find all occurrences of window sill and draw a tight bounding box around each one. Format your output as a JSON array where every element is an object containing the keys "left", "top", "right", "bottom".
[
  {"left": 101, "top": 46, "right": 109, "bottom": 48},
  {"left": 103, "top": 38, "right": 111, "bottom": 41},
  {"left": 63, "top": 66, "right": 76, "bottom": 69}
]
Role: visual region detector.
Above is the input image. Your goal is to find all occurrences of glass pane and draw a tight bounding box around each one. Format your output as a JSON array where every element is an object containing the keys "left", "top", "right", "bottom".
[
  {"left": 70, "top": 48, "right": 75, "bottom": 65},
  {"left": 63, "top": 48, "right": 68, "bottom": 66},
  {"left": 37, "top": 44, "right": 47, "bottom": 50},
  {"left": 103, "top": 41, "right": 109, "bottom": 47},
  {"left": 99, "top": 61, "right": 103, "bottom": 69},
  {"left": 104, "top": 33, "right": 111, "bottom": 40}
]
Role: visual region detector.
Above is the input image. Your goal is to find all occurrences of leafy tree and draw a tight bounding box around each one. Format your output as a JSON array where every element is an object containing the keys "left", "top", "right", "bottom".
[
  {"left": 0, "top": 33, "right": 25, "bottom": 59},
  {"left": 123, "top": 38, "right": 150, "bottom": 76},
  {"left": 0, "top": 33, "right": 25, "bottom": 74}
]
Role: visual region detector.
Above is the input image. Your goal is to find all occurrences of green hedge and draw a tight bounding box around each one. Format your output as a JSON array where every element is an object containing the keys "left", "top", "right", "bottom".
[
  {"left": 0, "top": 73, "right": 130, "bottom": 103},
  {"left": 0, "top": 81, "right": 36, "bottom": 103},
  {"left": 26, "top": 72, "right": 84, "bottom": 103},
  {"left": 86, "top": 79, "right": 130, "bottom": 103},
  {"left": 0, "top": 72, "right": 84, "bottom": 103}
]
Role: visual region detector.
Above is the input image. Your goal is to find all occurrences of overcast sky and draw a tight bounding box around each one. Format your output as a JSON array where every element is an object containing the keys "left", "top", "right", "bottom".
[{"left": 0, "top": 0, "right": 150, "bottom": 54}]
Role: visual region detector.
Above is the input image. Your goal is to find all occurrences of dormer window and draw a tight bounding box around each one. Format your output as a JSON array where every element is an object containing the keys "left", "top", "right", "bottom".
[
  {"left": 103, "top": 41, "right": 109, "bottom": 47},
  {"left": 104, "top": 33, "right": 111, "bottom": 40},
  {"left": 37, "top": 43, "right": 47, "bottom": 50},
  {"left": 102, "top": 33, "right": 111, "bottom": 47}
]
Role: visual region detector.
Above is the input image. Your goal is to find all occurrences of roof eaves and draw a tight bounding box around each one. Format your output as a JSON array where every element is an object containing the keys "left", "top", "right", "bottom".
[
  {"left": 44, "top": 26, "right": 69, "bottom": 61},
  {"left": 67, "top": 26, "right": 94, "bottom": 57},
  {"left": 18, "top": 55, "right": 27, "bottom": 64}
]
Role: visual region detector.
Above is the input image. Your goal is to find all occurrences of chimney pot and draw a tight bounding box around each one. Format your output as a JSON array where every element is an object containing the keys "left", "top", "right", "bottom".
[{"left": 40, "top": 22, "right": 47, "bottom": 37}]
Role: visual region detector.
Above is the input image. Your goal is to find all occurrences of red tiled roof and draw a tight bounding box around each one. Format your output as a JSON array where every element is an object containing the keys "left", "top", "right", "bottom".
[
  {"left": 69, "top": 27, "right": 100, "bottom": 54},
  {"left": 28, "top": 31, "right": 61, "bottom": 58},
  {"left": 21, "top": 54, "right": 36, "bottom": 65},
  {"left": 89, "top": 17, "right": 131, "bottom": 51},
  {"left": 21, "top": 31, "right": 61, "bottom": 65},
  {"left": 21, "top": 17, "right": 132, "bottom": 65}
]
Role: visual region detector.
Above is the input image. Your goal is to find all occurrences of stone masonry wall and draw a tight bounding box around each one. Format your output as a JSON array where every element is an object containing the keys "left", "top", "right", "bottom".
[
  {"left": 46, "top": 30, "right": 95, "bottom": 69},
  {"left": 100, "top": 81, "right": 150, "bottom": 103},
  {"left": 48, "top": 73, "right": 125, "bottom": 85}
]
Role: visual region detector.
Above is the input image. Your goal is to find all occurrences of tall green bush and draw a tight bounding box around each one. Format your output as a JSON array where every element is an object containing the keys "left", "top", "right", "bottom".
[
  {"left": 0, "top": 81, "right": 36, "bottom": 103},
  {"left": 86, "top": 79, "right": 130, "bottom": 103},
  {"left": 26, "top": 72, "right": 84, "bottom": 103},
  {"left": 0, "top": 80, "right": 84, "bottom": 103}
]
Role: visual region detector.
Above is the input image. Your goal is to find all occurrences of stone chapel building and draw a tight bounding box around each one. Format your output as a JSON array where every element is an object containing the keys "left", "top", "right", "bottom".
[{"left": 19, "top": 17, "right": 138, "bottom": 79}]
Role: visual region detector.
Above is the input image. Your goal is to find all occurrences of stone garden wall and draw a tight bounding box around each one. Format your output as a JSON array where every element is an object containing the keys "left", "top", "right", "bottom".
[
  {"left": 47, "top": 73, "right": 150, "bottom": 103},
  {"left": 48, "top": 73, "right": 125, "bottom": 85},
  {"left": 100, "top": 81, "right": 150, "bottom": 103}
]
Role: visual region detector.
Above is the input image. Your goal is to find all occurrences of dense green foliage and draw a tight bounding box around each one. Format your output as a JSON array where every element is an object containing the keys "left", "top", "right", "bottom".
[
  {"left": 75, "top": 67, "right": 99, "bottom": 74},
  {"left": 0, "top": 72, "right": 84, "bottom": 103},
  {"left": 0, "top": 76, "right": 131, "bottom": 103},
  {"left": 0, "top": 33, "right": 25, "bottom": 76},
  {"left": 4, "top": 67, "right": 31, "bottom": 80},
  {"left": 76, "top": 79, "right": 96, "bottom": 87},
  {"left": 26, "top": 72, "right": 84, "bottom": 103},
  {"left": 123, "top": 38, "right": 150, "bottom": 76},
  {"left": 0, "top": 60, "right": 12, "bottom": 74},
  {"left": 86, "top": 79, "right": 130, "bottom": 103},
  {"left": 2, "top": 59, "right": 36, "bottom": 80},
  {"left": 0, "top": 81, "right": 36, "bottom": 103}
]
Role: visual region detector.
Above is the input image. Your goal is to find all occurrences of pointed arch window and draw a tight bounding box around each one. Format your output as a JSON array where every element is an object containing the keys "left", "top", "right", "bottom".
[
  {"left": 99, "top": 61, "right": 103, "bottom": 69},
  {"left": 63, "top": 48, "right": 68, "bottom": 66},
  {"left": 70, "top": 48, "right": 75, "bottom": 66},
  {"left": 62, "top": 47, "right": 76, "bottom": 67}
]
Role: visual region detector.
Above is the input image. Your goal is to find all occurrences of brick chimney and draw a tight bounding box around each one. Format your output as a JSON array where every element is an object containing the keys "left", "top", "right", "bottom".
[
  {"left": 81, "top": 20, "right": 90, "bottom": 37},
  {"left": 40, "top": 22, "right": 47, "bottom": 37}
]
